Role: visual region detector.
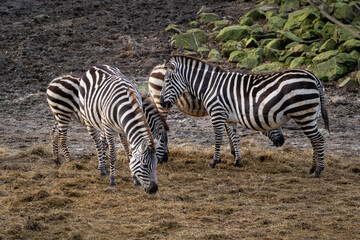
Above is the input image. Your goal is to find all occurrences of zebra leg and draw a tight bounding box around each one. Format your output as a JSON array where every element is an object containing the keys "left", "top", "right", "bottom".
[
  {"left": 119, "top": 133, "right": 131, "bottom": 161},
  {"left": 261, "top": 127, "right": 285, "bottom": 147},
  {"left": 99, "top": 132, "right": 110, "bottom": 175},
  {"left": 87, "top": 126, "right": 107, "bottom": 177},
  {"left": 226, "top": 123, "right": 244, "bottom": 167},
  {"left": 224, "top": 123, "right": 235, "bottom": 157},
  {"left": 209, "top": 115, "right": 226, "bottom": 168},
  {"left": 58, "top": 123, "right": 71, "bottom": 162},
  {"left": 297, "top": 123, "right": 325, "bottom": 177},
  {"left": 50, "top": 123, "right": 61, "bottom": 166},
  {"left": 104, "top": 127, "right": 117, "bottom": 187}
]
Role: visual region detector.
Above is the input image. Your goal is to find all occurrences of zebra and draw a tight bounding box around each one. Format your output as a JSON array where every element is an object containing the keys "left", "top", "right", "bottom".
[
  {"left": 148, "top": 64, "right": 285, "bottom": 155},
  {"left": 46, "top": 74, "right": 169, "bottom": 166},
  {"left": 160, "top": 55, "right": 330, "bottom": 177}
]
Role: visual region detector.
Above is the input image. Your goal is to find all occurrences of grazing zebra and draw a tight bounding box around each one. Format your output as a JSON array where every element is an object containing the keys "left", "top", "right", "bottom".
[
  {"left": 160, "top": 55, "right": 330, "bottom": 177},
  {"left": 79, "top": 64, "right": 159, "bottom": 193},
  {"left": 148, "top": 64, "right": 285, "bottom": 151},
  {"left": 46, "top": 74, "right": 169, "bottom": 166}
]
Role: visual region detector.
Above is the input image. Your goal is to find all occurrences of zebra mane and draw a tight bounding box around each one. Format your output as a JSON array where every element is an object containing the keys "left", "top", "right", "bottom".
[
  {"left": 141, "top": 93, "right": 170, "bottom": 131},
  {"left": 165, "top": 54, "right": 225, "bottom": 72},
  {"left": 127, "top": 88, "right": 156, "bottom": 153}
]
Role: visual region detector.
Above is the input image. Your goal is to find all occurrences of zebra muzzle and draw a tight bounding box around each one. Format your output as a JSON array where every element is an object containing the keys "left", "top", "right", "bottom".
[
  {"left": 160, "top": 95, "right": 172, "bottom": 109},
  {"left": 146, "top": 181, "right": 158, "bottom": 194}
]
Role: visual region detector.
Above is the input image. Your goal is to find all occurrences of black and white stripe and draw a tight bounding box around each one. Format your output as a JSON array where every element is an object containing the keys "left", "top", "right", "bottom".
[
  {"left": 46, "top": 74, "right": 169, "bottom": 167},
  {"left": 79, "top": 65, "right": 159, "bottom": 193},
  {"left": 149, "top": 64, "right": 285, "bottom": 150},
  {"left": 160, "top": 55, "right": 330, "bottom": 177}
]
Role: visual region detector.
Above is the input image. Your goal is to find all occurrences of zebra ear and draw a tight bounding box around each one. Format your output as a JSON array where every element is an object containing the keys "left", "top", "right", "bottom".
[{"left": 140, "top": 139, "right": 149, "bottom": 153}]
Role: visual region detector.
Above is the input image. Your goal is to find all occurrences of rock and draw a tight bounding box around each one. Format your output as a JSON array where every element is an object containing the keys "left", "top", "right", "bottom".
[
  {"left": 252, "top": 62, "right": 284, "bottom": 74},
  {"left": 301, "top": 29, "right": 320, "bottom": 41},
  {"left": 289, "top": 44, "right": 310, "bottom": 54},
  {"left": 338, "top": 77, "right": 358, "bottom": 87},
  {"left": 341, "top": 39, "right": 360, "bottom": 53},
  {"left": 330, "top": 96, "right": 347, "bottom": 105},
  {"left": 228, "top": 51, "right": 246, "bottom": 62},
  {"left": 278, "top": 31, "right": 301, "bottom": 47},
  {"left": 183, "top": 50, "right": 197, "bottom": 56},
  {"left": 313, "top": 18, "right": 325, "bottom": 30},
  {"left": 312, "top": 50, "right": 341, "bottom": 64},
  {"left": 208, "top": 49, "right": 222, "bottom": 60},
  {"left": 333, "top": 25, "right": 356, "bottom": 43},
  {"left": 186, "top": 28, "right": 207, "bottom": 43},
  {"left": 261, "top": 39, "right": 273, "bottom": 47},
  {"left": 245, "top": 38, "right": 259, "bottom": 48},
  {"left": 189, "top": 21, "right": 199, "bottom": 28},
  {"left": 251, "top": 32, "right": 277, "bottom": 41},
  {"left": 333, "top": 4, "right": 356, "bottom": 23},
  {"left": 241, "top": 8, "right": 266, "bottom": 21},
  {"left": 200, "top": 13, "right": 219, "bottom": 24},
  {"left": 215, "top": 25, "right": 250, "bottom": 42},
  {"left": 264, "top": 16, "right": 286, "bottom": 31},
  {"left": 309, "top": 42, "right": 321, "bottom": 54},
  {"left": 237, "top": 55, "right": 262, "bottom": 69},
  {"left": 312, "top": 53, "right": 358, "bottom": 81},
  {"left": 175, "top": 34, "right": 198, "bottom": 50},
  {"left": 165, "top": 24, "right": 181, "bottom": 33},
  {"left": 265, "top": 11, "right": 276, "bottom": 20},
  {"left": 197, "top": 46, "right": 210, "bottom": 55},
  {"left": 265, "top": 39, "right": 283, "bottom": 50},
  {"left": 356, "top": 71, "right": 360, "bottom": 84},
  {"left": 175, "top": 29, "right": 207, "bottom": 51},
  {"left": 246, "top": 47, "right": 265, "bottom": 59},
  {"left": 319, "top": 39, "right": 337, "bottom": 53},
  {"left": 33, "top": 14, "right": 50, "bottom": 23},
  {"left": 320, "top": 22, "right": 335, "bottom": 39},
  {"left": 239, "top": 17, "right": 254, "bottom": 26},
  {"left": 284, "top": 8, "right": 319, "bottom": 31},
  {"left": 264, "top": 47, "right": 281, "bottom": 61},
  {"left": 211, "top": 20, "right": 229, "bottom": 31},
  {"left": 279, "top": 50, "right": 298, "bottom": 62},
  {"left": 285, "top": 42, "right": 299, "bottom": 50},
  {"left": 289, "top": 57, "right": 305, "bottom": 68},
  {"left": 221, "top": 40, "right": 243, "bottom": 57},
  {"left": 279, "top": 0, "right": 300, "bottom": 13}
]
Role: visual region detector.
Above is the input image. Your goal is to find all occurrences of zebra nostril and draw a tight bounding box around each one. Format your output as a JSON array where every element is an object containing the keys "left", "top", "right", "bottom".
[{"left": 146, "top": 181, "right": 158, "bottom": 194}]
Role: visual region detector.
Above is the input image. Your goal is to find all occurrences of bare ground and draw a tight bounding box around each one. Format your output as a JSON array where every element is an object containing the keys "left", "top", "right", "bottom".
[{"left": 0, "top": 0, "right": 360, "bottom": 239}]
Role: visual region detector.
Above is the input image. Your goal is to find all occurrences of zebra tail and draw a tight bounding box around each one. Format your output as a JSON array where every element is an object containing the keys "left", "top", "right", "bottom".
[{"left": 316, "top": 76, "right": 330, "bottom": 133}]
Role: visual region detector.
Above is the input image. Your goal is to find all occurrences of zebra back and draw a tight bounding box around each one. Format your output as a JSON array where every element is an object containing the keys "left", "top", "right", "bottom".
[{"left": 148, "top": 64, "right": 207, "bottom": 119}]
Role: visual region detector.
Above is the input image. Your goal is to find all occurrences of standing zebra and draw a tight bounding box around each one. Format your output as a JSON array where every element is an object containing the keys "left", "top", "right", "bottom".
[
  {"left": 46, "top": 74, "right": 169, "bottom": 166},
  {"left": 79, "top": 64, "right": 159, "bottom": 193},
  {"left": 160, "top": 55, "right": 330, "bottom": 177},
  {"left": 148, "top": 64, "right": 285, "bottom": 153}
]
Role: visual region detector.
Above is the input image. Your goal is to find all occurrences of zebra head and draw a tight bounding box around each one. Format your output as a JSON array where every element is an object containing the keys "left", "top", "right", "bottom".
[
  {"left": 160, "top": 56, "right": 188, "bottom": 109},
  {"left": 130, "top": 139, "right": 158, "bottom": 194},
  {"left": 153, "top": 124, "right": 169, "bottom": 163}
]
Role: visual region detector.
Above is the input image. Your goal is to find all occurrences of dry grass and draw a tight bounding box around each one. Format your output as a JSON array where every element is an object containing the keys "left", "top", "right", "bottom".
[{"left": 0, "top": 143, "right": 359, "bottom": 240}]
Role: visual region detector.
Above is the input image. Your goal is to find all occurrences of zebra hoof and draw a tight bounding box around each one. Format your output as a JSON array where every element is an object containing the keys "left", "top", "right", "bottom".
[
  {"left": 99, "top": 171, "right": 107, "bottom": 178},
  {"left": 309, "top": 166, "right": 316, "bottom": 174},
  {"left": 109, "top": 183, "right": 116, "bottom": 188},
  {"left": 233, "top": 161, "right": 244, "bottom": 167},
  {"left": 208, "top": 162, "right": 216, "bottom": 168}
]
